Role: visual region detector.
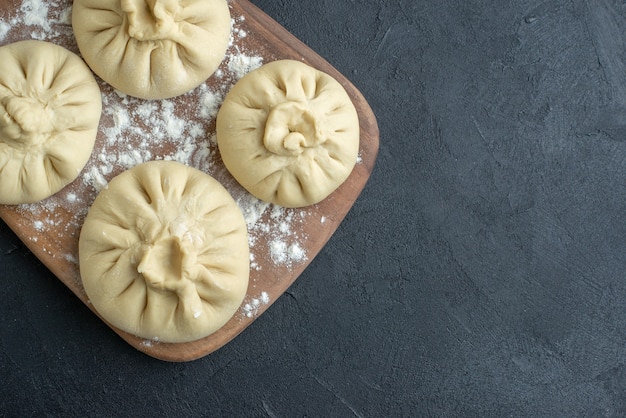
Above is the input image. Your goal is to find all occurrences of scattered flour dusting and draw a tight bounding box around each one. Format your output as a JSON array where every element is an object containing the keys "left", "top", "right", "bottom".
[
  {"left": 289, "top": 243, "right": 306, "bottom": 261},
  {"left": 56, "top": 3, "right": 72, "bottom": 25},
  {"left": 198, "top": 84, "right": 223, "bottom": 119},
  {"left": 237, "top": 194, "right": 271, "bottom": 230},
  {"left": 227, "top": 52, "right": 264, "bottom": 80},
  {"left": 83, "top": 166, "right": 108, "bottom": 192},
  {"left": 242, "top": 291, "right": 271, "bottom": 318},
  {"left": 20, "top": 0, "right": 51, "bottom": 32},
  {"left": 268, "top": 233, "right": 307, "bottom": 266},
  {"left": 82, "top": 91, "right": 216, "bottom": 193},
  {"left": 0, "top": 21, "right": 9, "bottom": 40},
  {"left": 245, "top": 204, "right": 310, "bottom": 272},
  {"left": 12, "top": 0, "right": 73, "bottom": 41},
  {"left": 232, "top": 188, "right": 310, "bottom": 274},
  {"left": 269, "top": 240, "right": 288, "bottom": 264},
  {"left": 250, "top": 252, "right": 258, "bottom": 271},
  {"left": 141, "top": 337, "right": 161, "bottom": 347}
]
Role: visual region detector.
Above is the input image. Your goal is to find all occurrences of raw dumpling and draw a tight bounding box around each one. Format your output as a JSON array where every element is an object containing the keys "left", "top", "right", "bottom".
[
  {"left": 79, "top": 161, "right": 250, "bottom": 343},
  {"left": 216, "top": 60, "right": 360, "bottom": 208},
  {"left": 72, "top": 0, "right": 231, "bottom": 99},
  {"left": 0, "top": 40, "right": 102, "bottom": 205}
]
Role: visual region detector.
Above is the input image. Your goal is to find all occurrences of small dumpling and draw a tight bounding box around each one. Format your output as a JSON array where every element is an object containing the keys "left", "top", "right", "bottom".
[
  {"left": 78, "top": 161, "right": 250, "bottom": 343},
  {"left": 0, "top": 40, "right": 102, "bottom": 205},
  {"left": 72, "top": 0, "right": 231, "bottom": 99},
  {"left": 216, "top": 60, "right": 360, "bottom": 208}
]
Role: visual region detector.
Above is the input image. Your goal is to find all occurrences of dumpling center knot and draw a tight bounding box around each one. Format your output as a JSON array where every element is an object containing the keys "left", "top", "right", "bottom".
[
  {"left": 137, "top": 235, "right": 195, "bottom": 293},
  {"left": 122, "top": 0, "right": 181, "bottom": 41},
  {"left": 263, "top": 101, "right": 323, "bottom": 156},
  {"left": 0, "top": 96, "right": 54, "bottom": 148}
]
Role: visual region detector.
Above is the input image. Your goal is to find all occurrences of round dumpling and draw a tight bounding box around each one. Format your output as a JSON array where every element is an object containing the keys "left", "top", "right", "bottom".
[
  {"left": 216, "top": 60, "right": 360, "bottom": 208},
  {"left": 78, "top": 161, "right": 250, "bottom": 343},
  {"left": 0, "top": 40, "right": 102, "bottom": 205},
  {"left": 72, "top": 0, "right": 231, "bottom": 99}
]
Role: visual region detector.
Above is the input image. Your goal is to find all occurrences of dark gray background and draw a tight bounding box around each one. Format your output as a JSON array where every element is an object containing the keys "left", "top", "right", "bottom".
[{"left": 2, "top": 0, "right": 626, "bottom": 416}]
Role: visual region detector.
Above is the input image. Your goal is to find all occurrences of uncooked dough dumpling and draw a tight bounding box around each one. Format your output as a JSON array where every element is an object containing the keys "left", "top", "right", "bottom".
[
  {"left": 216, "top": 60, "right": 360, "bottom": 208},
  {"left": 79, "top": 161, "right": 249, "bottom": 343},
  {"left": 0, "top": 40, "right": 102, "bottom": 205},
  {"left": 72, "top": 0, "right": 231, "bottom": 99}
]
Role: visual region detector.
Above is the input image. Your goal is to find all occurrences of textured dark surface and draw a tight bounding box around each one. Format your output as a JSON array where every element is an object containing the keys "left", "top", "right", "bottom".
[{"left": 2, "top": 0, "right": 626, "bottom": 416}]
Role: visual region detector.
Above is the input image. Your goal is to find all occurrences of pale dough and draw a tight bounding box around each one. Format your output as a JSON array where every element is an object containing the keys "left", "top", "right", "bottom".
[
  {"left": 72, "top": 0, "right": 231, "bottom": 99},
  {"left": 216, "top": 60, "right": 360, "bottom": 208},
  {"left": 79, "top": 161, "right": 249, "bottom": 343},
  {"left": 0, "top": 40, "right": 102, "bottom": 205}
]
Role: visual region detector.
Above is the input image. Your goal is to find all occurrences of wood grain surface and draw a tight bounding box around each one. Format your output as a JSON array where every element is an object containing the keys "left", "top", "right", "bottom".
[{"left": 0, "top": 0, "right": 378, "bottom": 361}]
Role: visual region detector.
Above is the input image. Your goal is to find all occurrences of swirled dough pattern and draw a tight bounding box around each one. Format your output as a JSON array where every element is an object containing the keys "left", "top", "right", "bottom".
[
  {"left": 79, "top": 161, "right": 249, "bottom": 343},
  {"left": 216, "top": 60, "right": 360, "bottom": 208},
  {"left": 0, "top": 40, "right": 101, "bottom": 205},
  {"left": 72, "top": 0, "right": 231, "bottom": 99}
]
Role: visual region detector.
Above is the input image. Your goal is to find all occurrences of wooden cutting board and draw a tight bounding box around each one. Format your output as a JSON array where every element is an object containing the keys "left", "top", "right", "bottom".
[{"left": 0, "top": 0, "right": 379, "bottom": 362}]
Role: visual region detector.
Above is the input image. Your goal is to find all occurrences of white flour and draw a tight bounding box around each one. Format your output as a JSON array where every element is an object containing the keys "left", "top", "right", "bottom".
[
  {"left": 0, "top": 21, "right": 10, "bottom": 40},
  {"left": 242, "top": 291, "right": 271, "bottom": 318},
  {"left": 20, "top": 0, "right": 50, "bottom": 32},
  {"left": 10, "top": 0, "right": 73, "bottom": 41},
  {"left": 227, "top": 52, "right": 264, "bottom": 80}
]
